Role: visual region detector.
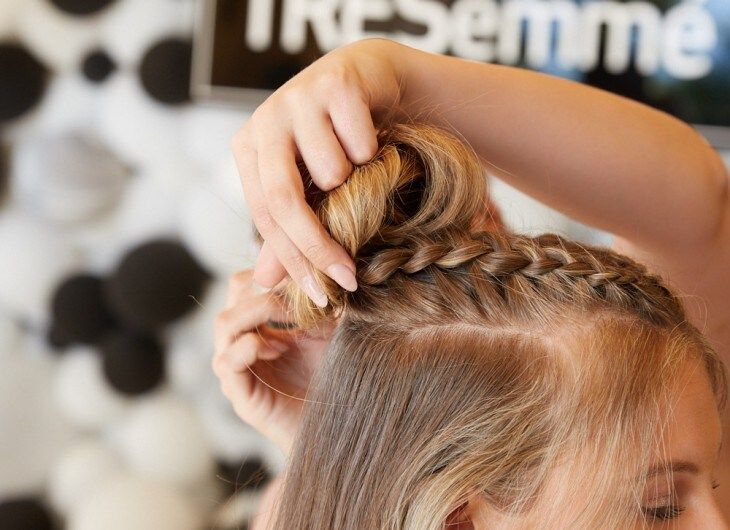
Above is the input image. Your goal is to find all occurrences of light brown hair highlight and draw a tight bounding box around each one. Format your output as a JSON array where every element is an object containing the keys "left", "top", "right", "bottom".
[{"left": 265, "top": 123, "right": 725, "bottom": 529}]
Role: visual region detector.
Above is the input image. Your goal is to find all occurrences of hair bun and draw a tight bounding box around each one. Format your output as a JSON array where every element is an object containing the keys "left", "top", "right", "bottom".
[{"left": 282, "top": 123, "right": 490, "bottom": 328}]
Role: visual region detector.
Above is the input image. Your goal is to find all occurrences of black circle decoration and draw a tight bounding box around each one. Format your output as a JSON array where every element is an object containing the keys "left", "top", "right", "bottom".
[
  {"left": 104, "top": 240, "right": 210, "bottom": 332},
  {"left": 81, "top": 49, "right": 116, "bottom": 83},
  {"left": 48, "top": 273, "right": 116, "bottom": 349},
  {"left": 139, "top": 38, "right": 192, "bottom": 105},
  {"left": 216, "top": 458, "right": 271, "bottom": 494},
  {"left": 0, "top": 43, "right": 47, "bottom": 123},
  {"left": 49, "top": 0, "right": 117, "bottom": 16},
  {"left": 0, "top": 498, "right": 54, "bottom": 530},
  {"left": 47, "top": 324, "right": 74, "bottom": 350},
  {"left": 100, "top": 331, "right": 165, "bottom": 395}
]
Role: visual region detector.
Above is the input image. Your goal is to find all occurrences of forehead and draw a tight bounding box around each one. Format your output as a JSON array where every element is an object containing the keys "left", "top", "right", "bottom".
[{"left": 656, "top": 359, "right": 721, "bottom": 466}]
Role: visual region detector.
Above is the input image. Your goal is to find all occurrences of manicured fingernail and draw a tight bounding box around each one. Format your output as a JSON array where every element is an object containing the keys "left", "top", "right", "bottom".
[
  {"left": 251, "top": 279, "right": 271, "bottom": 295},
  {"left": 326, "top": 263, "right": 358, "bottom": 292},
  {"left": 302, "top": 275, "right": 328, "bottom": 308}
]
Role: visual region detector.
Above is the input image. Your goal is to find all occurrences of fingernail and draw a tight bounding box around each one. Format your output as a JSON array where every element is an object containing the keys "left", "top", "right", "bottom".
[
  {"left": 326, "top": 263, "right": 358, "bottom": 292},
  {"left": 302, "top": 275, "right": 328, "bottom": 308},
  {"left": 251, "top": 279, "right": 271, "bottom": 295}
]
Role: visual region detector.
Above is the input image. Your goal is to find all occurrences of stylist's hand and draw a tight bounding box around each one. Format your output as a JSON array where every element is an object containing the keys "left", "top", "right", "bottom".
[
  {"left": 212, "top": 269, "right": 333, "bottom": 454},
  {"left": 231, "top": 38, "right": 402, "bottom": 307}
]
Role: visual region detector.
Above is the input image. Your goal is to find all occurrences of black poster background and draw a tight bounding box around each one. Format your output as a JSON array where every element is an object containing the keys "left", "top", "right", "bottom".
[{"left": 194, "top": 0, "right": 730, "bottom": 130}]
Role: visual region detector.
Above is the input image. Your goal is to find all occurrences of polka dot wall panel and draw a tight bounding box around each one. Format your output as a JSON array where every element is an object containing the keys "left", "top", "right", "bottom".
[{"left": 0, "top": 2, "right": 274, "bottom": 529}]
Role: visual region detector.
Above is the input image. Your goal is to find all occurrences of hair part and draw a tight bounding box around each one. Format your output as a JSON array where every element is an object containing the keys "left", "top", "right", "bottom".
[{"left": 265, "top": 123, "right": 726, "bottom": 529}]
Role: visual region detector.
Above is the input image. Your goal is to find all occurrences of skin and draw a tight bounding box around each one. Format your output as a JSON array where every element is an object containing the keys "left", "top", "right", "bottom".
[
  {"left": 223, "top": 38, "right": 730, "bottom": 524},
  {"left": 213, "top": 274, "right": 727, "bottom": 528},
  {"left": 467, "top": 360, "right": 727, "bottom": 529},
  {"left": 641, "top": 360, "right": 727, "bottom": 529},
  {"left": 212, "top": 269, "right": 329, "bottom": 453}
]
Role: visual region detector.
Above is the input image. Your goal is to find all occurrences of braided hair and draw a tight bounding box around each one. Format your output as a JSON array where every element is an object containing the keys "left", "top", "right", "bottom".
[
  {"left": 271, "top": 123, "right": 726, "bottom": 530},
  {"left": 285, "top": 123, "right": 687, "bottom": 333}
]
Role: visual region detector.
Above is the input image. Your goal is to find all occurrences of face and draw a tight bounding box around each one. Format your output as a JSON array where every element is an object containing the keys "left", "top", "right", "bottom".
[
  {"left": 462, "top": 360, "right": 727, "bottom": 529},
  {"left": 637, "top": 360, "right": 727, "bottom": 529}
]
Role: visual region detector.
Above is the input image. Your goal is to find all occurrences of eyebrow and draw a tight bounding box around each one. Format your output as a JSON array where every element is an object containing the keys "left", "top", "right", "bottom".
[
  {"left": 643, "top": 437, "right": 723, "bottom": 479},
  {"left": 645, "top": 461, "right": 700, "bottom": 478}
]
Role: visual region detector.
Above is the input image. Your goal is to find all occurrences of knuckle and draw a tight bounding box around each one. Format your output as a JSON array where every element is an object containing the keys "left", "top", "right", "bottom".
[
  {"left": 230, "top": 122, "right": 253, "bottom": 151},
  {"left": 315, "top": 157, "right": 351, "bottom": 190},
  {"left": 303, "top": 240, "right": 330, "bottom": 264},
  {"left": 288, "top": 250, "right": 309, "bottom": 272},
  {"left": 328, "top": 156, "right": 352, "bottom": 184},
  {"left": 225, "top": 287, "right": 240, "bottom": 307},
  {"left": 251, "top": 204, "right": 277, "bottom": 234},
  {"left": 357, "top": 138, "right": 379, "bottom": 164},
  {"left": 318, "top": 65, "right": 350, "bottom": 92},
  {"left": 250, "top": 104, "right": 269, "bottom": 125},
  {"left": 281, "top": 87, "right": 305, "bottom": 108},
  {"left": 214, "top": 311, "right": 231, "bottom": 333},
  {"left": 235, "top": 333, "right": 253, "bottom": 354},
  {"left": 265, "top": 184, "right": 294, "bottom": 215},
  {"left": 230, "top": 270, "right": 252, "bottom": 290}
]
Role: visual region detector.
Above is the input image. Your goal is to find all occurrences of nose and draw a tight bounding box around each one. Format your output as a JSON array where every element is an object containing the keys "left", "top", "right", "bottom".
[{"left": 700, "top": 496, "right": 730, "bottom": 530}]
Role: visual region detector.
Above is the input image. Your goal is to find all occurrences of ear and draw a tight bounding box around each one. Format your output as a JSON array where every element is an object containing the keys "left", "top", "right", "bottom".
[
  {"left": 445, "top": 492, "right": 493, "bottom": 530},
  {"left": 445, "top": 501, "right": 474, "bottom": 530},
  {"left": 448, "top": 490, "right": 495, "bottom": 530}
]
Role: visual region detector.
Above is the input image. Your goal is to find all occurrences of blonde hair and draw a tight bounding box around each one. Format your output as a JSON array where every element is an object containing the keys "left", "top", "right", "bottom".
[{"left": 267, "top": 123, "right": 726, "bottom": 529}]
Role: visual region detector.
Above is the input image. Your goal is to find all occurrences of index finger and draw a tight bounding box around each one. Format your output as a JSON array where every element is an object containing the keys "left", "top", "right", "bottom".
[
  {"left": 255, "top": 131, "right": 358, "bottom": 293},
  {"left": 214, "top": 291, "right": 289, "bottom": 356}
]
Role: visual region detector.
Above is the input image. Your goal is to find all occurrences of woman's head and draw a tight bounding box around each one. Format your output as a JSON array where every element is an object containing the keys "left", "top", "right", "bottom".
[{"left": 269, "top": 124, "right": 727, "bottom": 529}]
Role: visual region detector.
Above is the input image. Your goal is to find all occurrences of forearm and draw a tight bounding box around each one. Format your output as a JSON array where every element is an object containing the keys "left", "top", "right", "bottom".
[{"left": 388, "top": 41, "right": 728, "bottom": 252}]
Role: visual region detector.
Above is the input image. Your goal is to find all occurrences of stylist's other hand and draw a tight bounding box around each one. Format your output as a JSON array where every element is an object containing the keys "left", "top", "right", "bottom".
[
  {"left": 231, "top": 38, "right": 402, "bottom": 307},
  {"left": 212, "top": 270, "right": 333, "bottom": 454}
]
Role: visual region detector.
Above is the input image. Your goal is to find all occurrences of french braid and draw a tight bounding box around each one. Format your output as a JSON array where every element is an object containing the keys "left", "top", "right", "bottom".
[
  {"left": 271, "top": 122, "right": 727, "bottom": 530},
  {"left": 284, "top": 123, "right": 685, "bottom": 333}
]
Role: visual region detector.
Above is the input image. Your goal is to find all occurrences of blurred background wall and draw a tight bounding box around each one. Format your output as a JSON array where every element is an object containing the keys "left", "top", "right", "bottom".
[
  {"left": 0, "top": 2, "right": 278, "bottom": 529},
  {"left": 0, "top": 1, "right": 727, "bottom": 530}
]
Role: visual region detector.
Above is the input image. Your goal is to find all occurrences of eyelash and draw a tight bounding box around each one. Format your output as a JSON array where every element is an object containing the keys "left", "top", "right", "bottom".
[
  {"left": 643, "top": 504, "right": 686, "bottom": 521},
  {"left": 641, "top": 481, "right": 720, "bottom": 521}
]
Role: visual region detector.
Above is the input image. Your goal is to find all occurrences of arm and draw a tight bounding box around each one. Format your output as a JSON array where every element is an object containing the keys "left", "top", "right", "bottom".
[
  {"left": 392, "top": 43, "right": 729, "bottom": 255},
  {"left": 235, "top": 38, "right": 730, "bottom": 514},
  {"left": 390, "top": 46, "right": 730, "bottom": 513},
  {"left": 236, "top": 38, "right": 728, "bottom": 301},
  {"left": 392, "top": 46, "right": 730, "bottom": 514}
]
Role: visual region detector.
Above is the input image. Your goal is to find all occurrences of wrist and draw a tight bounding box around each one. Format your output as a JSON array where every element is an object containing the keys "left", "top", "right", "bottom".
[{"left": 348, "top": 38, "right": 407, "bottom": 117}]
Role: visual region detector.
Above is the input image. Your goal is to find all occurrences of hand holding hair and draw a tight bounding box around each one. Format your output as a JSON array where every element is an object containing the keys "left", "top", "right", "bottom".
[
  {"left": 233, "top": 37, "right": 727, "bottom": 313},
  {"left": 212, "top": 269, "right": 333, "bottom": 454},
  {"left": 231, "top": 39, "right": 402, "bottom": 306},
  {"left": 256, "top": 122, "right": 727, "bottom": 529}
]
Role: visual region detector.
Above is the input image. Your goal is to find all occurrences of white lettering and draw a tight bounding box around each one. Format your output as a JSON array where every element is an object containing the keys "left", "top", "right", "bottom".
[
  {"left": 394, "top": 0, "right": 450, "bottom": 53},
  {"left": 260, "top": 0, "right": 719, "bottom": 80},
  {"left": 280, "top": 0, "right": 341, "bottom": 54},
  {"left": 341, "top": 0, "right": 394, "bottom": 43},
  {"left": 663, "top": 2, "right": 717, "bottom": 79},
  {"left": 451, "top": 0, "right": 499, "bottom": 62},
  {"left": 245, "top": 0, "right": 277, "bottom": 51},
  {"left": 498, "top": 0, "right": 580, "bottom": 70},
  {"left": 579, "top": 1, "right": 662, "bottom": 75}
]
